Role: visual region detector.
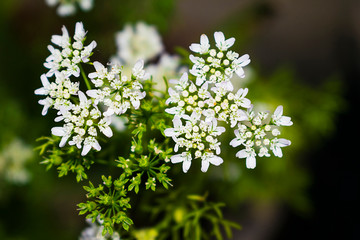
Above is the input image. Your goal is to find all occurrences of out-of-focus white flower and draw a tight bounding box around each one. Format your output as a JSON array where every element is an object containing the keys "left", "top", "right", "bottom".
[
  {"left": 0, "top": 138, "right": 33, "bottom": 184},
  {"left": 80, "top": 218, "right": 120, "bottom": 240},
  {"left": 115, "top": 22, "right": 164, "bottom": 66},
  {"left": 45, "top": 0, "right": 94, "bottom": 17},
  {"left": 147, "top": 54, "right": 186, "bottom": 92}
]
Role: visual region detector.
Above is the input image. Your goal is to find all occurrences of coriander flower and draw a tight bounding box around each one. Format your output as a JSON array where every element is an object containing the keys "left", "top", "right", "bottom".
[
  {"left": 230, "top": 106, "right": 292, "bottom": 169},
  {"left": 115, "top": 22, "right": 164, "bottom": 66},
  {"left": 51, "top": 91, "right": 113, "bottom": 156},
  {"left": 189, "top": 31, "right": 250, "bottom": 86},
  {"left": 44, "top": 22, "right": 96, "bottom": 78},
  {"left": 87, "top": 60, "right": 146, "bottom": 117},
  {"left": 170, "top": 152, "right": 192, "bottom": 173},
  {"left": 35, "top": 73, "right": 79, "bottom": 115},
  {"left": 271, "top": 105, "right": 293, "bottom": 126},
  {"left": 80, "top": 217, "right": 120, "bottom": 240},
  {"left": 200, "top": 152, "right": 223, "bottom": 172},
  {"left": 214, "top": 31, "right": 235, "bottom": 51},
  {"left": 189, "top": 34, "right": 210, "bottom": 54},
  {"left": 45, "top": 0, "right": 94, "bottom": 17}
]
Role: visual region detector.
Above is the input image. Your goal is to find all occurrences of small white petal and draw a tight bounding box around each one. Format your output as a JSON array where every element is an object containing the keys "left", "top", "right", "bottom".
[
  {"left": 209, "top": 156, "right": 223, "bottom": 166},
  {"left": 201, "top": 160, "right": 210, "bottom": 172},
  {"left": 182, "top": 160, "right": 191, "bottom": 173},
  {"left": 246, "top": 155, "right": 256, "bottom": 169},
  {"left": 81, "top": 145, "right": 91, "bottom": 156}
]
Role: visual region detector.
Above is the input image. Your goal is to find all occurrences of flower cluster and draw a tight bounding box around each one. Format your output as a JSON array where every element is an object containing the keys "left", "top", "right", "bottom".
[
  {"left": 44, "top": 22, "right": 96, "bottom": 78},
  {"left": 230, "top": 105, "right": 292, "bottom": 169},
  {"left": 0, "top": 138, "right": 33, "bottom": 184},
  {"left": 115, "top": 22, "right": 164, "bottom": 66},
  {"left": 51, "top": 91, "right": 113, "bottom": 156},
  {"left": 36, "top": 22, "right": 96, "bottom": 116},
  {"left": 112, "top": 22, "right": 186, "bottom": 93},
  {"left": 165, "top": 70, "right": 252, "bottom": 172},
  {"left": 86, "top": 60, "right": 147, "bottom": 117},
  {"left": 189, "top": 32, "right": 250, "bottom": 87},
  {"left": 165, "top": 31, "right": 292, "bottom": 172},
  {"left": 35, "top": 22, "right": 148, "bottom": 156},
  {"left": 80, "top": 217, "right": 120, "bottom": 240},
  {"left": 35, "top": 73, "right": 79, "bottom": 115},
  {"left": 45, "top": 0, "right": 94, "bottom": 17}
]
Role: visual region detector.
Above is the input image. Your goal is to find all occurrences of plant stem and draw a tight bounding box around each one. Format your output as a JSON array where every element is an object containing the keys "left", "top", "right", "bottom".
[{"left": 79, "top": 63, "right": 92, "bottom": 90}]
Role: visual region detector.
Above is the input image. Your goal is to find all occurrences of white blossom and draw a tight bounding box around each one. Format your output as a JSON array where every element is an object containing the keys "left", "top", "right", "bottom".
[
  {"left": 171, "top": 152, "right": 192, "bottom": 173},
  {"left": 189, "top": 34, "right": 210, "bottom": 54},
  {"left": 45, "top": 0, "right": 94, "bottom": 17},
  {"left": 272, "top": 105, "right": 293, "bottom": 126},
  {"left": 230, "top": 106, "right": 292, "bottom": 169},
  {"left": 44, "top": 22, "right": 96, "bottom": 78},
  {"left": 79, "top": 217, "right": 120, "bottom": 240},
  {"left": 87, "top": 61, "right": 146, "bottom": 117},
  {"left": 50, "top": 91, "right": 113, "bottom": 155},
  {"left": 200, "top": 152, "right": 223, "bottom": 172},
  {"left": 115, "top": 22, "right": 164, "bottom": 66},
  {"left": 214, "top": 31, "right": 235, "bottom": 51}
]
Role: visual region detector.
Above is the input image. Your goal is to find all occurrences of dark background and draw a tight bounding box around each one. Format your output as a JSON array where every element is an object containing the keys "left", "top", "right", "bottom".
[{"left": 0, "top": 0, "right": 359, "bottom": 239}]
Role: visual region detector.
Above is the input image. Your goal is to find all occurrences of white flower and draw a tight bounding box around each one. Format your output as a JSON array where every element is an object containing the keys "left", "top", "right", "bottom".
[
  {"left": 164, "top": 116, "right": 183, "bottom": 138},
  {"left": 232, "top": 54, "right": 250, "bottom": 78},
  {"left": 171, "top": 152, "right": 192, "bottom": 173},
  {"left": 45, "top": 0, "right": 94, "bottom": 17},
  {"left": 35, "top": 74, "right": 51, "bottom": 96},
  {"left": 229, "top": 129, "right": 245, "bottom": 147},
  {"left": 132, "top": 59, "right": 149, "bottom": 80},
  {"left": 200, "top": 152, "right": 223, "bottom": 172},
  {"left": 234, "top": 88, "right": 251, "bottom": 109},
  {"left": 44, "top": 22, "right": 96, "bottom": 78},
  {"left": 51, "top": 124, "right": 73, "bottom": 147},
  {"left": 270, "top": 138, "right": 291, "bottom": 157},
  {"left": 272, "top": 105, "right": 293, "bottom": 126},
  {"left": 88, "top": 61, "right": 107, "bottom": 79},
  {"left": 82, "top": 136, "right": 101, "bottom": 156},
  {"left": 80, "top": 217, "right": 120, "bottom": 240},
  {"left": 0, "top": 138, "right": 33, "bottom": 185},
  {"left": 115, "top": 22, "right": 164, "bottom": 65},
  {"left": 235, "top": 148, "right": 257, "bottom": 169},
  {"left": 79, "top": 0, "right": 94, "bottom": 11},
  {"left": 214, "top": 31, "right": 235, "bottom": 51},
  {"left": 51, "top": 25, "right": 70, "bottom": 48},
  {"left": 74, "top": 22, "right": 87, "bottom": 42},
  {"left": 189, "top": 34, "right": 210, "bottom": 54}
]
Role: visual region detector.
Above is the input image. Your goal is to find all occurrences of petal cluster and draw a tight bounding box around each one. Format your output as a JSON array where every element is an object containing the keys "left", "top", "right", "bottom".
[
  {"left": 230, "top": 106, "right": 292, "bottom": 169},
  {"left": 35, "top": 22, "right": 147, "bottom": 156},
  {"left": 86, "top": 60, "right": 146, "bottom": 117},
  {"left": 165, "top": 71, "right": 252, "bottom": 172},
  {"left": 44, "top": 22, "right": 97, "bottom": 78},
  {"left": 189, "top": 32, "right": 250, "bottom": 87}
]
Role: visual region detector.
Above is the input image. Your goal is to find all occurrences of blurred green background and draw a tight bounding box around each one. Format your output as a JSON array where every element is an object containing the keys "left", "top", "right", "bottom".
[{"left": 0, "top": 0, "right": 359, "bottom": 239}]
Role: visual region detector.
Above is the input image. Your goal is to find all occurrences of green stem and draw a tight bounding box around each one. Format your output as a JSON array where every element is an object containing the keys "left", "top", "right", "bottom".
[{"left": 79, "top": 63, "right": 92, "bottom": 90}]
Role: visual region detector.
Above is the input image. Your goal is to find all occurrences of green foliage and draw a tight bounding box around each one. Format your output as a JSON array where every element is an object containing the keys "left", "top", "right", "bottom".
[
  {"left": 36, "top": 136, "right": 93, "bottom": 182},
  {"left": 141, "top": 191, "right": 241, "bottom": 240},
  {"left": 78, "top": 175, "right": 133, "bottom": 234}
]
